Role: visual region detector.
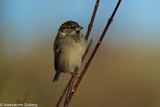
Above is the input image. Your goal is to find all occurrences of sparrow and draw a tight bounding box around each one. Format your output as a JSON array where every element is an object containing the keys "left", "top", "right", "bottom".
[{"left": 53, "top": 21, "right": 87, "bottom": 82}]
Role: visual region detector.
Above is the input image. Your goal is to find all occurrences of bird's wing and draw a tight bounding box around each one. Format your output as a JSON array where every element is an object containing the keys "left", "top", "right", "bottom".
[{"left": 53, "top": 36, "right": 61, "bottom": 71}]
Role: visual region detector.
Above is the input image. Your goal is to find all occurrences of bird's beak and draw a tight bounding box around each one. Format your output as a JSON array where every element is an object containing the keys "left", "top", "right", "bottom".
[{"left": 75, "top": 26, "right": 83, "bottom": 31}]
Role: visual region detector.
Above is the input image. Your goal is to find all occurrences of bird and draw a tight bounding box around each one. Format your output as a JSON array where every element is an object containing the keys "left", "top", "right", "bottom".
[{"left": 53, "top": 21, "right": 87, "bottom": 82}]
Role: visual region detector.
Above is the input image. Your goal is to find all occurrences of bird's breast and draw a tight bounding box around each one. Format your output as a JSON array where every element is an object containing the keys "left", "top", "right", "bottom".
[{"left": 58, "top": 34, "right": 86, "bottom": 73}]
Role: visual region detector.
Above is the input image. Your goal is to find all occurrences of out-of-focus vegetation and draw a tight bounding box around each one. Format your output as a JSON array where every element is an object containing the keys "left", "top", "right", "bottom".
[{"left": 0, "top": 39, "right": 160, "bottom": 107}]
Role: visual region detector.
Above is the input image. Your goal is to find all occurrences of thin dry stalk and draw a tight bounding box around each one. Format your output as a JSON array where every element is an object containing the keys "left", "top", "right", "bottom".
[
  {"left": 64, "top": 68, "right": 78, "bottom": 105},
  {"left": 55, "top": 79, "right": 71, "bottom": 107},
  {"left": 85, "top": 0, "right": 100, "bottom": 40},
  {"left": 64, "top": 0, "right": 122, "bottom": 106}
]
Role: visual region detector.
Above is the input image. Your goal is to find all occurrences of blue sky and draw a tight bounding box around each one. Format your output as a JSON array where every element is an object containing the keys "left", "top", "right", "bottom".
[{"left": 0, "top": 0, "right": 160, "bottom": 54}]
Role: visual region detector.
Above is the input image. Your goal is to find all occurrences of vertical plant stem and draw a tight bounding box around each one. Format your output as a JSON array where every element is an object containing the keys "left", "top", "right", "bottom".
[
  {"left": 85, "top": 0, "right": 100, "bottom": 41},
  {"left": 64, "top": 0, "right": 122, "bottom": 106},
  {"left": 55, "top": 79, "right": 71, "bottom": 107},
  {"left": 64, "top": 68, "right": 78, "bottom": 105}
]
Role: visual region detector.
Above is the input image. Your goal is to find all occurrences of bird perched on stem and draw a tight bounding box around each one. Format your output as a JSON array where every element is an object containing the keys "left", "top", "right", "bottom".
[{"left": 53, "top": 21, "right": 87, "bottom": 82}]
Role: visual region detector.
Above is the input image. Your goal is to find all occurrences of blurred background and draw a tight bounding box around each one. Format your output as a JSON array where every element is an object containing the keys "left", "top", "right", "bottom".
[{"left": 0, "top": 0, "right": 160, "bottom": 107}]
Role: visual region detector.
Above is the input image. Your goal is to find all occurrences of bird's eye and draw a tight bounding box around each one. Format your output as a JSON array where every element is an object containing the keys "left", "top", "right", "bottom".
[{"left": 68, "top": 26, "right": 72, "bottom": 28}]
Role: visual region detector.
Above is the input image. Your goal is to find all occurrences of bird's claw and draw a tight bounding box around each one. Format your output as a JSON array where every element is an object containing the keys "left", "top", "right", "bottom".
[{"left": 70, "top": 71, "right": 78, "bottom": 79}]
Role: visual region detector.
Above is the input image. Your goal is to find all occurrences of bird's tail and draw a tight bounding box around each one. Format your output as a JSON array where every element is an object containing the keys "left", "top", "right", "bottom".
[{"left": 53, "top": 72, "right": 60, "bottom": 82}]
